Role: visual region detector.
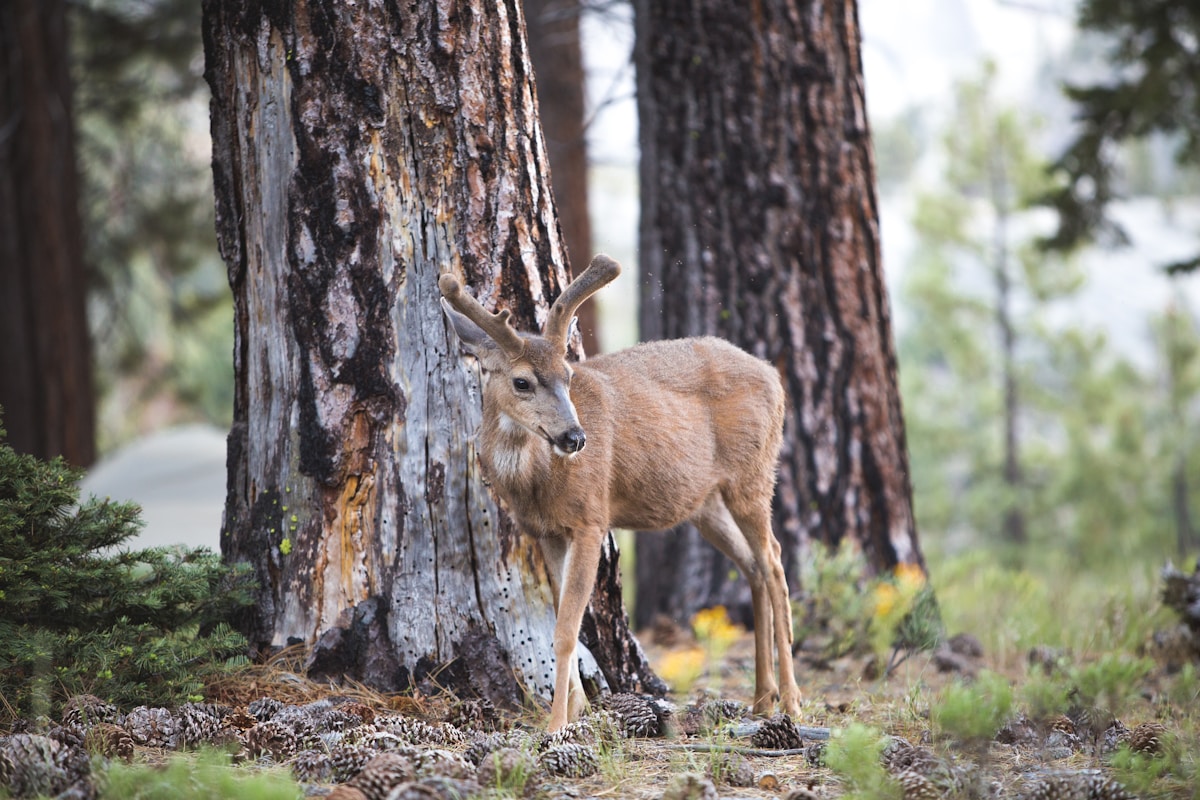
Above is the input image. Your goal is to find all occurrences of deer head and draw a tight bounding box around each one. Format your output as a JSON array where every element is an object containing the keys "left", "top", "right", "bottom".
[{"left": 438, "top": 255, "right": 621, "bottom": 457}]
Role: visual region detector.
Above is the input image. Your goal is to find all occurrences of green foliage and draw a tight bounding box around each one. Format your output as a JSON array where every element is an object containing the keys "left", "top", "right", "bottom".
[
  {"left": 1042, "top": 0, "right": 1200, "bottom": 272},
  {"left": 1019, "top": 672, "right": 1071, "bottom": 721},
  {"left": 823, "top": 723, "right": 901, "bottom": 800},
  {"left": 0, "top": 420, "right": 253, "bottom": 719},
  {"left": 794, "top": 541, "right": 940, "bottom": 672},
  {"left": 931, "top": 671, "right": 1013, "bottom": 749},
  {"left": 99, "top": 749, "right": 301, "bottom": 799},
  {"left": 1109, "top": 742, "right": 1179, "bottom": 797},
  {"left": 71, "top": 0, "right": 232, "bottom": 450},
  {"left": 901, "top": 58, "right": 1199, "bottom": 617},
  {"left": 1068, "top": 653, "right": 1154, "bottom": 720}
]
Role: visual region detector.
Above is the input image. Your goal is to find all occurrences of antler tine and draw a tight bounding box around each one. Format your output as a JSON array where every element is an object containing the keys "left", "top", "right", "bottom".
[
  {"left": 544, "top": 254, "right": 622, "bottom": 351},
  {"left": 439, "top": 273, "right": 526, "bottom": 356}
]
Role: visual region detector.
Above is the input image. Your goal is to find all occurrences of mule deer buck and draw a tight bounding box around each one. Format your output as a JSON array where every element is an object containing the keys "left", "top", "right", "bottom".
[{"left": 439, "top": 254, "right": 801, "bottom": 731}]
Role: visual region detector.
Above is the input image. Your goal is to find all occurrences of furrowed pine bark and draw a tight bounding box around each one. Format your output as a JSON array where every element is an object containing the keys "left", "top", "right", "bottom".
[
  {"left": 0, "top": 0, "right": 95, "bottom": 467},
  {"left": 525, "top": 0, "right": 598, "bottom": 354},
  {"left": 633, "top": 0, "right": 926, "bottom": 627},
  {"left": 203, "top": 0, "right": 656, "bottom": 708}
]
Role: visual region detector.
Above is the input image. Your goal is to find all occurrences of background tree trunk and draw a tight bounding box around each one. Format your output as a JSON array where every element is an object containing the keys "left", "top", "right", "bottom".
[
  {"left": 633, "top": 0, "right": 926, "bottom": 628},
  {"left": 525, "top": 0, "right": 599, "bottom": 354},
  {"left": 0, "top": 0, "right": 95, "bottom": 467},
  {"left": 203, "top": 0, "right": 657, "bottom": 709}
]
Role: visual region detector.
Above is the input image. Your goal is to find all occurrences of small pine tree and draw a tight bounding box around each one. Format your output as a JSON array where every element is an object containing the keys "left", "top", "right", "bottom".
[{"left": 0, "top": 415, "right": 252, "bottom": 720}]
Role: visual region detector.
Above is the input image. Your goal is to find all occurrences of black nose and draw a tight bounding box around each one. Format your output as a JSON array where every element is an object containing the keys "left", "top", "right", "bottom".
[{"left": 556, "top": 428, "right": 586, "bottom": 454}]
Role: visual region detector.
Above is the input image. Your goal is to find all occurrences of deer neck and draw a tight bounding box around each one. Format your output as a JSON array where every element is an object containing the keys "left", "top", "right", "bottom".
[{"left": 481, "top": 405, "right": 552, "bottom": 496}]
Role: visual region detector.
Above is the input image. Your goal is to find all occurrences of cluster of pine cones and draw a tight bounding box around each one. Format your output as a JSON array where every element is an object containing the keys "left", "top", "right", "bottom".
[{"left": 0, "top": 691, "right": 671, "bottom": 799}]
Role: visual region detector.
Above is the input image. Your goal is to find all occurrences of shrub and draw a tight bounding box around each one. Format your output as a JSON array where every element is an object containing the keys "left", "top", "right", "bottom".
[{"left": 0, "top": 418, "right": 253, "bottom": 720}]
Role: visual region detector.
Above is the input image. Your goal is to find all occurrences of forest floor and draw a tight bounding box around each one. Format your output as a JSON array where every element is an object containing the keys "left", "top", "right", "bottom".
[{"left": 7, "top": 615, "right": 1197, "bottom": 799}]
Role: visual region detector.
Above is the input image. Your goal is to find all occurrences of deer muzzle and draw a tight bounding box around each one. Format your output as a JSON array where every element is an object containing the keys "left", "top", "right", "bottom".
[{"left": 554, "top": 427, "right": 587, "bottom": 455}]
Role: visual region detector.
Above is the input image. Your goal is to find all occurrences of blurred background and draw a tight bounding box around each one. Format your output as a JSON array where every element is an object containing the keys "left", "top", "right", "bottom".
[{"left": 5, "top": 0, "right": 1198, "bottom": 618}]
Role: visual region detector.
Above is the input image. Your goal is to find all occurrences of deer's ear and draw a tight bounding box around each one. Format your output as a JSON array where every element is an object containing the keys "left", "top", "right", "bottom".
[{"left": 442, "top": 298, "right": 503, "bottom": 362}]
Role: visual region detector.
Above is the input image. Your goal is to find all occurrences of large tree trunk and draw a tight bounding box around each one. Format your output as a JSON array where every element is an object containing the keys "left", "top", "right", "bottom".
[
  {"left": 633, "top": 0, "right": 926, "bottom": 628},
  {"left": 203, "top": 0, "right": 657, "bottom": 710},
  {"left": 525, "top": 0, "right": 598, "bottom": 354},
  {"left": 0, "top": 0, "right": 95, "bottom": 467}
]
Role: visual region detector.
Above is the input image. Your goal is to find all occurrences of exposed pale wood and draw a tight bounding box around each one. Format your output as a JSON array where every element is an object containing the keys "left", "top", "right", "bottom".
[{"left": 203, "top": 0, "right": 653, "bottom": 708}]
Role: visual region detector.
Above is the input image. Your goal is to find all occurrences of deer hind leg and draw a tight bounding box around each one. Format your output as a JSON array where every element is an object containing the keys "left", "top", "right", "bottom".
[
  {"left": 728, "top": 501, "right": 802, "bottom": 718},
  {"left": 691, "top": 493, "right": 779, "bottom": 715},
  {"left": 539, "top": 533, "right": 601, "bottom": 732}
]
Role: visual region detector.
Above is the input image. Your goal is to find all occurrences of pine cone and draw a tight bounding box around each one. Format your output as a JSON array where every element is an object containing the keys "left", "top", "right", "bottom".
[
  {"left": 348, "top": 752, "right": 418, "bottom": 800},
  {"left": 463, "top": 731, "right": 534, "bottom": 766},
  {"left": 46, "top": 724, "right": 87, "bottom": 752},
  {"left": 412, "top": 777, "right": 481, "bottom": 799},
  {"left": 604, "top": 693, "right": 660, "bottom": 738},
  {"left": 176, "top": 703, "right": 237, "bottom": 749},
  {"left": 329, "top": 744, "right": 374, "bottom": 782},
  {"left": 326, "top": 787, "right": 369, "bottom": 800},
  {"left": 540, "top": 717, "right": 599, "bottom": 749},
  {"left": 701, "top": 699, "right": 748, "bottom": 729},
  {"left": 337, "top": 701, "right": 377, "bottom": 727},
  {"left": 380, "top": 783, "right": 443, "bottom": 800},
  {"left": 377, "top": 716, "right": 466, "bottom": 747},
  {"left": 1101, "top": 720, "right": 1130, "bottom": 755},
  {"left": 290, "top": 748, "right": 334, "bottom": 782},
  {"left": 996, "top": 713, "right": 1040, "bottom": 746},
  {"left": 783, "top": 788, "right": 822, "bottom": 800},
  {"left": 1020, "top": 771, "right": 1137, "bottom": 800},
  {"left": 660, "top": 772, "right": 719, "bottom": 800},
  {"left": 750, "top": 714, "right": 802, "bottom": 750},
  {"left": 240, "top": 720, "right": 299, "bottom": 760},
  {"left": 61, "top": 695, "right": 120, "bottom": 728},
  {"left": 447, "top": 698, "right": 498, "bottom": 732},
  {"left": 539, "top": 743, "right": 599, "bottom": 778},
  {"left": 1127, "top": 722, "right": 1167, "bottom": 755},
  {"left": 804, "top": 741, "right": 827, "bottom": 768},
  {"left": 475, "top": 747, "right": 535, "bottom": 787},
  {"left": 84, "top": 723, "right": 134, "bottom": 761},
  {"left": 897, "top": 770, "right": 941, "bottom": 800},
  {"left": 881, "top": 737, "right": 942, "bottom": 778},
  {"left": 707, "top": 751, "right": 754, "bottom": 787},
  {"left": 124, "top": 706, "right": 180, "bottom": 749},
  {"left": 415, "top": 748, "right": 475, "bottom": 781},
  {"left": 248, "top": 697, "right": 284, "bottom": 721},
  {"left": 0, "top": 733, "right": 88, "bottom": 799}
]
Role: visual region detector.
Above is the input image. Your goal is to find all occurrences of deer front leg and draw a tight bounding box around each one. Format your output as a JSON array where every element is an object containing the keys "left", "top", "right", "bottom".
[{"left": 539, "top": 533, "right": 601, "bottom": 731}]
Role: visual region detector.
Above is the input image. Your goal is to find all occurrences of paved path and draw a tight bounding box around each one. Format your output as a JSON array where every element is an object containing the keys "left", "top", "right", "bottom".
[{"left": 81, "top": 425, "right": 226, "bottom": 552}]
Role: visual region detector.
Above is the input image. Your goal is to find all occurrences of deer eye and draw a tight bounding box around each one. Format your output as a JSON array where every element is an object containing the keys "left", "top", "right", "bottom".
[{"left": 512, "top": 377, "right": 533, "bottom": 393}]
